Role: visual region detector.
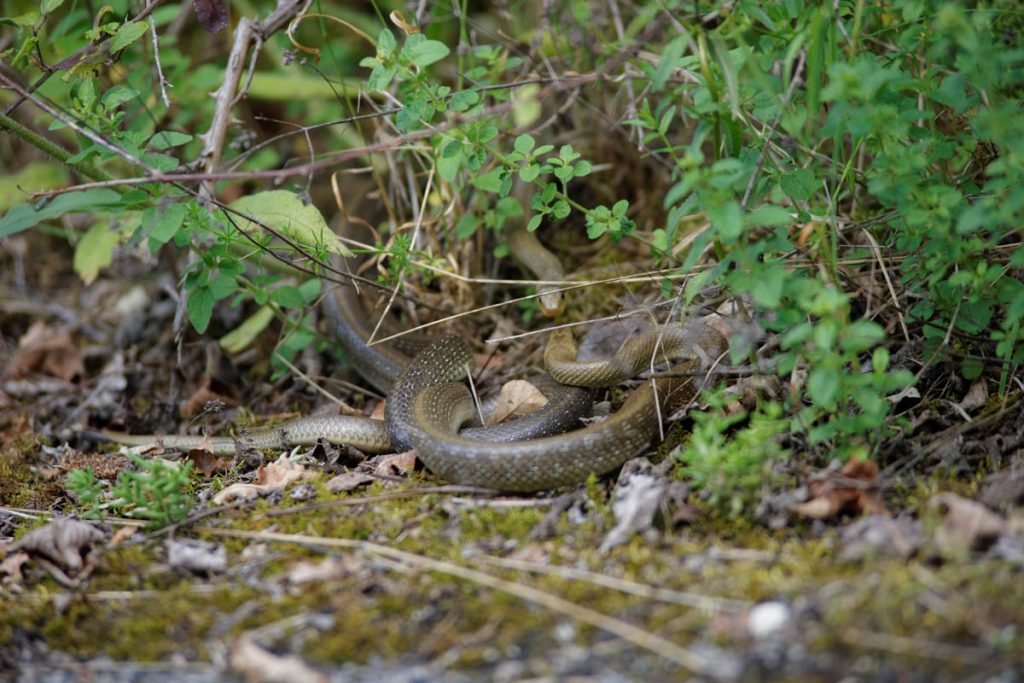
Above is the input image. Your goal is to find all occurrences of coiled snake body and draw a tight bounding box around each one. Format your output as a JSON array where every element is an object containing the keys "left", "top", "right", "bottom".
[{"left": 98, "top": 218, "right": 726, "bottom": 491}]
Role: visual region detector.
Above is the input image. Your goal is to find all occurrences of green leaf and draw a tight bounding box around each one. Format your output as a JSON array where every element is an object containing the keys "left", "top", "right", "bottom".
[
  {"left": 377, "top": 28, "right": 396, "bottom": 57},
  {"left": 73, "top": 222, "right": 120, "bottom": 285},
  {"left": 145, "top": 203, "right": 187, "bottom": 245},
  {"left": 148, "top": 131, "right": 192, "bottom": 150},
  {"left": 219, "top": 305, "right": 275, "bottom": 354},
  {"left": 471, "top": 168, "right": 504, "bottom": 193},
  {"left": 514, "top": 134, "right": 535, "bottom": 155},
  {"left": 707, "top": 200, "right": 744, "bottom": 241},
  {"left": 0, "top": 189, "right": 124, "bottom": 238},
  {"left": 0, "top": 162, "right": 68, "bottom": 213},
  {"left": 780, "top": 168, "right": 816, "bottom": 201},
  {"left": 652, "top": 33, "right": 688, "bottom": 92},
  {"left": 456, "top": 212, "right": 479, "bottom": 239},
  {"left": 573, "top": 160, "right": 592, "bottom": 177},
  {"left": 299, "top": 278, "right": 322, "bottom": 302},
  {"left": 407, "top": 39, "right": 450, "bottom": 68},
  {"left": 188, "top": 286, "right": 215, "bottom": 334},
  {"left": 102, "top": 85, "right": 138, "bottom": 109},
  {"left": 526, "top": 215, "right": 543, "bottom": 232},
  {"left": 41, "top": 0, "right": 66, "bottom": 13},
  {"left": 807, "top": 366, "right": 840, "bottom": 410},
  {"left": 228, "top": 190, "right": 352, "bottom": 257},
  {"left": 271, "top": 285, "right": 306, "bottom": 309},
  {"left": 745, "top": 204, "right": 792, "bottom": 227},
  {"left": 110, "top": 21, "right": 148, "bottom": 53},
  {"left": 512, "top": 83, "right": 541, "bottom": 127}
]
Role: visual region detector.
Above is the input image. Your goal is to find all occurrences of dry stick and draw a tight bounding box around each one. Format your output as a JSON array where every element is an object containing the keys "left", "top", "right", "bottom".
[
  {"left": 860, "top": 227, "right": 910, "bottom": 341},
  {"left": 198, "top": 17, "right": 255, "bottom": 199},
  {"left": 195, "top": 526, "right": 716, "bottom": 675},
  {"left": 147, "top": 14, "right": 171, "bottom": 109},
  {"left": 367, "top": 167, "right": 436, "bottom": 346},
  {"left": 478, "top": 555, "right": 749, "bottom": 614}
]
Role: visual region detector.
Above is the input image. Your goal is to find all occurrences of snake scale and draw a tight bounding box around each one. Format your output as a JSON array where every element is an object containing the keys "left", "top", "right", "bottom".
[{"left": 98, "top": 214, "right": 726, "bottom": 491}]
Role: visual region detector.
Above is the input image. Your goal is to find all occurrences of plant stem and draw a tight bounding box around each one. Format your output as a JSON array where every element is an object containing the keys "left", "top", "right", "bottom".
[{"left": 0, "top": 111, "right": 123, "bottom": 191}]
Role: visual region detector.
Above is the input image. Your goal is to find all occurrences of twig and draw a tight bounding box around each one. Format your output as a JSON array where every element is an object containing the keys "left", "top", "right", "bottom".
[{"left": 148, "top": 14, "right": 171, "bottom": 108}]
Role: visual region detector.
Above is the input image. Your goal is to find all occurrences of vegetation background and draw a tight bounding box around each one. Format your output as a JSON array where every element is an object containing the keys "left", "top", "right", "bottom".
[{"left": 1, "top": 0, "right": 1022, "bottom": 680}]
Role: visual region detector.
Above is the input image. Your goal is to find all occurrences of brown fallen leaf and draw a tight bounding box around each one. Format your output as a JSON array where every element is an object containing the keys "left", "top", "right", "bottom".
[
  {"left": 486, "top": 379, "right": 549, "bottom": 425},
  {"left": 930, "top": 492, "right": 1007, "bottom": 557},
  {"left": 325, "top": 471, "right": 375, "bottom": 493},
  {"left": 793, "top": 459, "right": 887, "bottom": 520},
  {"left": 5, "top": 321, "right": 84, "bottom": 382},
  {"left": 373, "top": 450, "right": 418, "bottom": 479},
  {"left": 186, "top": 449, "right": 232, "bottom": 477}
]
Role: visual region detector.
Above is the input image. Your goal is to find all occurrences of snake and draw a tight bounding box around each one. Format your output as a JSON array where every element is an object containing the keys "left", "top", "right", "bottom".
[
  {"left": 397, "top": 323, "right": 725, "bottom": 491},
  {"left": 95, "top": 210, "right": 726, "bottom": 490}
]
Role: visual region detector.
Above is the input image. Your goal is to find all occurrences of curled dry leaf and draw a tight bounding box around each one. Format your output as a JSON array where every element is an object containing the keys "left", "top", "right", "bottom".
[
  {"left": 5, "top": 321, "right": 84, "bottom": 382},
  {"left": 486, "top": 379, "right": 549, "bottom": 425},
  {"left": 793, "top": 459, "right": 887, "bottom": 520},
  {"left": 326, "top": 471, "right": 374, "bottom": 493},
  {"left": 12, "top": 518, "right": 105, "bottom": 575},
  {"left": 930, "top": 492, "right": 1007, "bottom": 557},
  {"left": 212, "top": 455, "right": 314, "bottom": 504}
]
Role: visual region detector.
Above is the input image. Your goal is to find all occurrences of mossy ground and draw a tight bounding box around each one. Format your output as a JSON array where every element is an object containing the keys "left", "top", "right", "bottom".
[{"left": 3, "top": 464, "right": 1021, "bottom": 680}]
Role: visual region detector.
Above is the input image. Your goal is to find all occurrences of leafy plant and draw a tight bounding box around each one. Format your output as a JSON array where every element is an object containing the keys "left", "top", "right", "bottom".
[
  {"left": 65, "top": 455, "right": 194, "bottom": 529},
  {"left": 677, "top": 390, "right": 789, "bottom": 516}
]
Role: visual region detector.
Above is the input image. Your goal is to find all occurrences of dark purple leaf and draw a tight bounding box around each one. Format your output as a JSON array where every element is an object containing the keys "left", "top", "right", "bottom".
[{"left": 193, "top": 0, "right": 229, "bottom": 33}]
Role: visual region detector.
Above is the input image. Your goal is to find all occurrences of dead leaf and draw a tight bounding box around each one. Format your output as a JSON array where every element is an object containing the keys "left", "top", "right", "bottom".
[
  {"left": 486, "top": 379, "right": 549, "bottom": 425},
  {"left": 213, "top": 483, "right": 263, "bottom": 505},
  {"left": 186, "top": 449, "right": 232, "bottom": 477},
  {"left": 166, "top": 538, "right": 227, "bottom": 574},
  {"left": 212, "top": 455, "right": 314, "bottom": 505},
  {"left": 0, "top": 552, "right": 29, "bottom": 583},
  {"left": 326, "top": 471, "right": 374, "bottom": 493},
  {"left": 599, "top": 459, "right": 668, "bottom": 553},
  {"left": 930, "top": 492, "right": 1006, "bottom": 557},
  {"left": 108, "top": 526, "right": 137, "bottom": 547},
  {"left": 286, "top": 556, "right": 364, "bottom": 585},
  {"left": 5, "top": 321, "right": 84, "bottom": 382},
  {"left": 793, "top": 459, "right": 886, "bottom": 520},
  {"left": 12, "top": 518, "right": 105, "bottom": 575},
  {"left": 374, "top": 450, "right": 418, "bottom": 479},
  {"left": 838, "top": 515, "right": 923, "bottom": 562},
  {"left": 958, "top": 379, "right": 988, "bottom": 412},
  {"left": 255, "top": 456, "right": 311, "bottom": 489},
  {"left": 231, "top": 634, "right": 329, "bottom": 683}
]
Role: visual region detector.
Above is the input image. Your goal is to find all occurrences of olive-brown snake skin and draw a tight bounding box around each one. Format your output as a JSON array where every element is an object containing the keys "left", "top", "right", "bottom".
[{"left": 398, "top": 323, "right": 725, "bottom": 491}]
